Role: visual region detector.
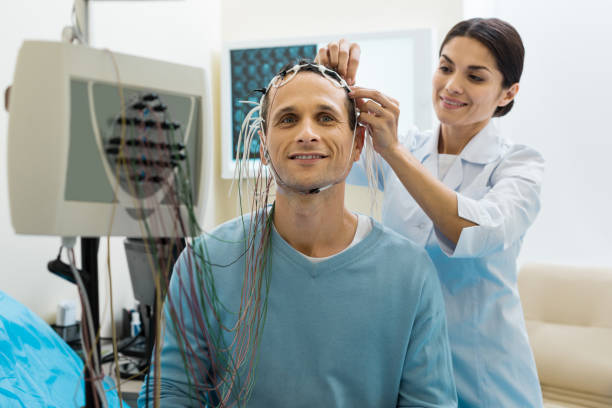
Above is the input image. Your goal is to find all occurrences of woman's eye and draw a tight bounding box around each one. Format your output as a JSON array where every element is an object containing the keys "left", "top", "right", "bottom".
[
  {"left": 469, "top": 74, "right": 484, "bottom": 82},
  {"left": 439, "top": 65, "right": 451, "bottom": 73}
]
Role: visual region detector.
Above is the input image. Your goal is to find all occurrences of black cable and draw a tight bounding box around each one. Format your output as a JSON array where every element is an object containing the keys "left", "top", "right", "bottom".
[{"left": 100, "top": 335, "right": 142, "bottom": 364}]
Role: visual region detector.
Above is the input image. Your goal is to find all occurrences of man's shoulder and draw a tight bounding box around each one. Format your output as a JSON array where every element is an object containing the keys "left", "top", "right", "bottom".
[
  {"left": 363, "top": 219, "right": 436, "bottom": 283},
  {"left": 370, "top": 219, "right": 430, "bottom": 261},
  {"left": 195, "top": 212, "right": 261, "bottom": 243},
  {"left": 361, "top": 219, "right": 443, "bottom": 313},
  {"left": 189, "top": 212, "right": 266, "bottom": 263}
]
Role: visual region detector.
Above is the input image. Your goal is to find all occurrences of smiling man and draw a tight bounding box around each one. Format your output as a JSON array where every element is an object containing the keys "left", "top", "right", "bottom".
[{"left": 139, "top": 62, "right": 457, "bottom": 408}]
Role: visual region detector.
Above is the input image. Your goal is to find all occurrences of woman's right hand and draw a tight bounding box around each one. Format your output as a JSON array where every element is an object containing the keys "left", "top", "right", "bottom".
[
  {"left": 349, "top": 87, "right": 401, "bottom": 159},
  {"left": 315, "top": 39, "right": 361, "bottom": 86}
]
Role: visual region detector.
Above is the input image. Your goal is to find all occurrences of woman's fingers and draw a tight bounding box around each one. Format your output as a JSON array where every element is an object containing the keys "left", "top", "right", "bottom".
[
  {"left": 356, "top": 99, "right": 386, "bottom": 117},
  {"left": 358, "top": 109, "right": 397, "bottom": 129},
  {"left": 350, "top": 87, "right": 399, "bottom": 113},
  {"left": 345, "top": 43, "right": 361, "bottom": 86},
  {"left": 358, "top": 110, "right": 383, "bottom": 127},
  {"left": 315, "top": 47, "right": 329, "bottom": 67},
  {"left": 337, "top": 39, "right": 351, "bottom": 78},
  {"left": 328, "top": 41, "right": 339, "bottom": 68},
  {"left": 315, "top": 40, "right": 361, "bottom": 85}
]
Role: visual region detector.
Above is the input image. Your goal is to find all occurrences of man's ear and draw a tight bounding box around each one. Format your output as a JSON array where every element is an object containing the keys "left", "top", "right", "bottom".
[
  {"left": 258, "top": 130, "right": 268, "bottom": 165},
  {"left": 498, "top": 82, "right": 519, "bottom": 108},
  {"left": 352, "top": 125, "right": 366, "bottom": 162}
]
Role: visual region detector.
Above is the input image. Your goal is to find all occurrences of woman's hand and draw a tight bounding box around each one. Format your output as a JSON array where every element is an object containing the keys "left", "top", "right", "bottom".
[
  {"left": 349, "top": 87, "right": 401, "bottom": 159},
  {"left": 315, "top": 39, "right": 361, "bottom": 85}
]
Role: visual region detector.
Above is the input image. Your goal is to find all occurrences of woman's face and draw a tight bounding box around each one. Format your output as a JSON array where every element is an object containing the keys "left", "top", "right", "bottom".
[{"left": 432, "top": 36, "right": 517, "bottom": 128}]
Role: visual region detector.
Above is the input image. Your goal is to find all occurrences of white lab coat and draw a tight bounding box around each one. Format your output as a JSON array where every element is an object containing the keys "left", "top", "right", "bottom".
[{"left": 348, "top": 120, "right": 545, "bottom": 407}]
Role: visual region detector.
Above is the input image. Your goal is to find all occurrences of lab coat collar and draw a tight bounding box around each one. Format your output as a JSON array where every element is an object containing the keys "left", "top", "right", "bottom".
[
  {"left": 419, "top": 129, "right": 464, "bottom": 191},
  {"left": 421, "top": 120, "right": 503, "bottom": 165},
  {"left": 458, "top": 120, "right": 503, "bottom": 164}
]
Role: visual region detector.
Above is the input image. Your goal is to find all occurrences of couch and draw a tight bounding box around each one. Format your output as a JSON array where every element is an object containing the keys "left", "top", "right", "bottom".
[{"left": 518, "top": 263, "right": 612, "bottom": 408}]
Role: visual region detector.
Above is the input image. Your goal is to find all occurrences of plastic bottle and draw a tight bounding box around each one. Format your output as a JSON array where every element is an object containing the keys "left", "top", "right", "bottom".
[{"left": 130, "top": 310, "right": 141, "bottom": 337}]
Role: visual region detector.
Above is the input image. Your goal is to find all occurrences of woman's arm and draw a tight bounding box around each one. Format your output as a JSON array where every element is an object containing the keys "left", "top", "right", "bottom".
[
  {"left": 317, "top": 42, "right": 474, "bottom": 243},
  {"left": 319, "top": 42, "right": 543, "bottom": 253},
  {"left": 351, "top": 87, "right": 476, "bottom": 244}
]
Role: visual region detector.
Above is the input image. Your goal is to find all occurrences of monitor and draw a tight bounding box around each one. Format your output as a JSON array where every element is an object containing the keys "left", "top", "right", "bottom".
[{"left": 7, "top": 40, "right": 212, "bottom": 237}]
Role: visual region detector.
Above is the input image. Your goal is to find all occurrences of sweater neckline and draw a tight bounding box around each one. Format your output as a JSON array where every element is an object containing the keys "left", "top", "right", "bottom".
[{"left": 269, "top": 216, "right": 383, "bottom": 278}]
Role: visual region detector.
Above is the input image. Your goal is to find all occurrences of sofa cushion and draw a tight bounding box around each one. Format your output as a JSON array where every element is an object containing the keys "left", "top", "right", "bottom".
[
  {"left": 519, "top": 264, "right": 612, "bottom": 406},
  {"left": 519, "top": 264, "right": 612, "bottom": 328}
]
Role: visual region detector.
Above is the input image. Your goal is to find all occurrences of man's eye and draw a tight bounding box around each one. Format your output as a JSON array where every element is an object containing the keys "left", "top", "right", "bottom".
[
  {"left": 319, "top": 114, "right": 335, "bottom": 123},
  {"left": 279, "top": 115, "right": 296, "bottom": 124}
]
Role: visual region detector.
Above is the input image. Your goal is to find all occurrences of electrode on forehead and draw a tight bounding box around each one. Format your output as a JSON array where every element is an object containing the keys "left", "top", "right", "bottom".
[{"left": 266, "top": 62, "right": 351, "bottom": 93}]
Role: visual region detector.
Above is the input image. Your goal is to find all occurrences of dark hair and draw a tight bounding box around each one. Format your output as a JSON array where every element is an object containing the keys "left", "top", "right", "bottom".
[
  {"left": 440, "top": 18, "right": 524, "bottom": 117},
  {"left": 259, "top": 59, "right": 357, "bottom": 132}
]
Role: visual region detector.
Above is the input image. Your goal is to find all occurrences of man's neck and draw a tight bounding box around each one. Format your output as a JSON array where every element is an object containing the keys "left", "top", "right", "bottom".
[{"left": 272, "top": 183, "right": 358, "bottom": 258}]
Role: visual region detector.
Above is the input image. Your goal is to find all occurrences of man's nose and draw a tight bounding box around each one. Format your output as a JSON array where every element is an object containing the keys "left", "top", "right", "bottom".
[{"left": 295, "top": 120, "right": 320, "bottom": 143}]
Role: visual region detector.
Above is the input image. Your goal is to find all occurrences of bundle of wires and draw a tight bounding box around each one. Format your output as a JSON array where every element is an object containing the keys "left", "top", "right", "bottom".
[
  {"left": 97, "top": 50, "right": 276, "bottom": 407},
  {"left": 62, "top": 49, "right": 209, "bottom": 407}
]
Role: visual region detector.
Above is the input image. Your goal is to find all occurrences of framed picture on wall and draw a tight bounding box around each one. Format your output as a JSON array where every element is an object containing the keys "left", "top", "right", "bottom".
[{"left": 220, "top": 29, "right": 436, "bottom": 179}]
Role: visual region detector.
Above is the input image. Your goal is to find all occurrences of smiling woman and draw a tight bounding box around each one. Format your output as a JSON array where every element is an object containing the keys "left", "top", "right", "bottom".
[{"left": 322, "top": 18, "right": 545, "bottom": 408}]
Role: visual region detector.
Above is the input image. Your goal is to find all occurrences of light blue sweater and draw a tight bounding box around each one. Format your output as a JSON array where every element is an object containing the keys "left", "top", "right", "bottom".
[{"left": 139, "top": 214, "right": 457, "bottom": 407}]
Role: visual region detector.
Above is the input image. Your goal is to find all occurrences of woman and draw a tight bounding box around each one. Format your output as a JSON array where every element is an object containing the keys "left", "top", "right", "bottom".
[{"left": 318, "top": 18, "right": 544, "bottom": 407}]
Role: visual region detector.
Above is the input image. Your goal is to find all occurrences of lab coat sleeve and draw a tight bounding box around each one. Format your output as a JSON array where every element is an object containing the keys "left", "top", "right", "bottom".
[
  {"left": 437, "top": 146, "right": 544, "bottom": 258},
  {"left": 397, "top": 255, "right": 458, "bottom": 407},
  {"left": 138, "top": 247, "right": 212, "bottom": 407}
]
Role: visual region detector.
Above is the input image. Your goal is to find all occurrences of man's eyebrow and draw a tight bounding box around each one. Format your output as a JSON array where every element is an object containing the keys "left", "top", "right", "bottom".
[
  {"left": 271, "top": 106, "right": 296, "bottom": 118},
  {"left": 317, "top": 103, "right": 342, "bottom": 114},
  {"left": 441, "top": 54, "right": 492, "bottom": 72},
  {"left": 271, "top": 103, "right": 343, "bottom": 118}
]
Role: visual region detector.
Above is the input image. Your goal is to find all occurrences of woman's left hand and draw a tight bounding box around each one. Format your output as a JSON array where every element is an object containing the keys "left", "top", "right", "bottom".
[
  {"left": 315, "top": 39, "right": 361, "bottom": 85},
  {"left": 349, "top": 87, "right": 401, "bottom": 159}
]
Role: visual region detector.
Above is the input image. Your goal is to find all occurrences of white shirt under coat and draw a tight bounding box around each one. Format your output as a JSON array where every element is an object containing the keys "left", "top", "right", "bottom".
[{"left": 348, "top": 119, "right": 545, "bottom": 407}]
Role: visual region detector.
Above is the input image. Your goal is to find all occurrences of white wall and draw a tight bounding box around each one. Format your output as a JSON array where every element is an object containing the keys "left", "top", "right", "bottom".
[
  {"left": 222, "top": 0, "right": 463, "bottom": 42},
  {"left": 1, "top": 0, "right": 221, "bottom": 334},
  {"left": 464, "top": 0, "right": 612, "bottom": 267},
  {"left": 1, "top": 0, "right": 86, "bottom": 324}
]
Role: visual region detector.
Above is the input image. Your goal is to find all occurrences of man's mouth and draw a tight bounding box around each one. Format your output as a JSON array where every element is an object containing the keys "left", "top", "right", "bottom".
[{"left": 289, "top": 154, "right": 327, "bottom": 160}]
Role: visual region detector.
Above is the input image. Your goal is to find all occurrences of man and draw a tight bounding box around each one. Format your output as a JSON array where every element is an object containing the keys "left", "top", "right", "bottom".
[{"left": 139, "top": 62, "right": 457, "bottom": 407}]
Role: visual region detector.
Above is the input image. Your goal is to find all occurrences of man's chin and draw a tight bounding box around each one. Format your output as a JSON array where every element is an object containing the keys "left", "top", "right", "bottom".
[{"left": 276, "top": 178, "right": 335, "bottom": 194}]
